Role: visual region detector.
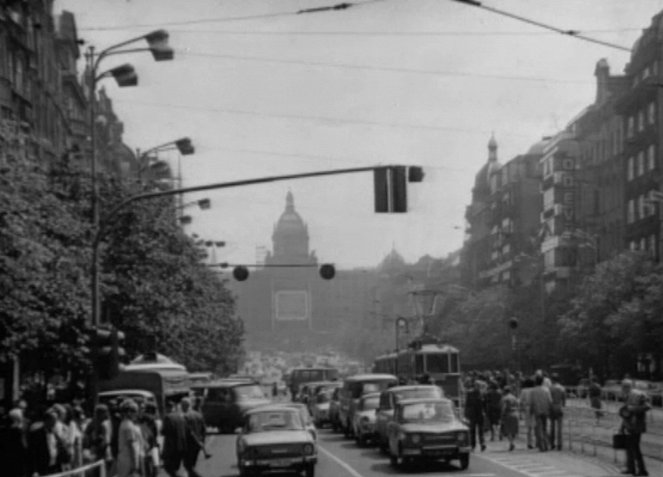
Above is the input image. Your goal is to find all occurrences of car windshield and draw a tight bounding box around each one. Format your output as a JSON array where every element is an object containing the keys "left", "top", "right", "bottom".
[
  {"left": 400, "top": 402, "right": 454, "bottom": 424},
  {"left": 394, "top": 388, "right": 443, "bottom": 401},
  {"left": 361, "top": 396, "right": 380, "bottom": 410},
  {"left": 316, "top": 392, "right": 331, "bottom": 404},
  {"left": 235, "top": 384, "right": 265, "bottom": 400},
  {"left": 247, "top": 411, "right": 304, "bottom": 432}
]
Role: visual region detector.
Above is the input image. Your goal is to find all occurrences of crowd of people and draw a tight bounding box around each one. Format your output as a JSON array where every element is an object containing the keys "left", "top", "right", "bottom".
[
  {"left": 460, "top": 370, "right": 651, "bottom": 476},
  {"left": 0, "top": 395, "right": 210, "bottom": 477}
]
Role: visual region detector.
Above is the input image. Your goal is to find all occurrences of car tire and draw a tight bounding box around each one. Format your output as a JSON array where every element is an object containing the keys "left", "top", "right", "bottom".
[
  {"left": 304, "top": 463, "right": 315, "bottom": 477},
  {"left": 356, "top": 433, "right": 366, "bottom": 447},
  {"left": 459, "top": 453, "right": 470, "bottom": 470}
]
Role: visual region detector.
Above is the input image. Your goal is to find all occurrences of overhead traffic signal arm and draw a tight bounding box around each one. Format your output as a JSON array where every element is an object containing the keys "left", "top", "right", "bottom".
[{"left": 93, "top": 326, "right": 125, "bottom": 380}]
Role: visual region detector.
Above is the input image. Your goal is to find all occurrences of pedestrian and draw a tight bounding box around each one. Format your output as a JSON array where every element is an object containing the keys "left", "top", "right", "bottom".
[
  {"left": 588, "top": 377, "right": 603, "bottom": 424},
  {"left": 27, "top": 408, "right": 68, "bottom": 476},
  {"left": 484, "top": 382, "right": 502, "bottom": 441},
  {"left": 463, "top": 378, "right": 486, "bottom": 452},
  {"left": 548, "top": 374, "right": 566, "bottom": 450},
  {"left": 619, "top": 379, "right": 650, "bottom": 476},
  {"left": 116, "top": 399, "right": 144, "bottom": 477},
  {"left": 161, "top": 400, "right": 188, "bottom": 477},
  {"left": 138, "top": 403, "right": 159, "bottom": 477},
  {"left": 500, "top": 386, "right": 519, "bottom": 451},
  {"left": 519, "top": 377, "right": 535, "bottom": 449},
  {"left": 83, "top": 404, "right": 113, "bottom": 472},
  {"left": 529, "top": 374, "right": 552, "bottom": 452},
  {"left": 181, "top": 397, "right": 208, "bottom": 477},
  {"left": 2, "top": 408, "right": 28, "bottom": 477}
]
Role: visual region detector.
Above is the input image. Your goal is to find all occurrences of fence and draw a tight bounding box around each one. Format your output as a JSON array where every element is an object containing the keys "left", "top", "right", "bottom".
[
  {"left": 43, "top": 460, "right": 107, "bottom": 477},
  {"left": 560, "top": 399, "right": 663, "bottom": 467}
]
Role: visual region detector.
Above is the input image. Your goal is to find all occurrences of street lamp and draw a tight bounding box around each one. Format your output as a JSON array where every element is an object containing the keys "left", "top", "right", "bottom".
[
  {"left": 395, "top": 316, "right": 409, "bottom": 376},
  {"left": 88, "top": 30, "right": 173, "bottom": 330}
]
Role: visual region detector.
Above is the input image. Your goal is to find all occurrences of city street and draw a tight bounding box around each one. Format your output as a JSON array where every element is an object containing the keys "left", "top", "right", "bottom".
[{"left": 183, "top": 427, "right": 620, "bottom": 477}]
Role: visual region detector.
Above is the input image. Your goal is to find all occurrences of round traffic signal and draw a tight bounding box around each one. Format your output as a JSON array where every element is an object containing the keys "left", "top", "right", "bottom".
[
  {"left": 509, "top": 317, "right": 519, "bottom": 330},
  {"left": 233, "top": 266, "right": 249, "bottom": 281},
  {"left": 319, "top": 263, "right": 335, "bottom": 280}
]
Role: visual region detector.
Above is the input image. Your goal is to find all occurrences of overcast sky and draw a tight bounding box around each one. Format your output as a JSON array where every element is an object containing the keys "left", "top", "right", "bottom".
[{"left": 55, "top": 0, "right": 663, "bottom": 269}]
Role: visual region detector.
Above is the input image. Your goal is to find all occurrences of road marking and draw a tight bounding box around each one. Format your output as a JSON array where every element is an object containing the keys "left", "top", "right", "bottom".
[
  {"left": 480, "top": 453, "right": 586, "bottom": 477},
  {"left": 318, "top": 444, "right": 495, "bottom": 477},
  {"left": 318, "top": 445, "right": 364, "bottom": 477}
]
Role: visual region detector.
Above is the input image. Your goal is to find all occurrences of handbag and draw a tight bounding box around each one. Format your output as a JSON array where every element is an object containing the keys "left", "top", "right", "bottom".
[{"left": 612, "top": 432, "right": 628, "bottom": 449}]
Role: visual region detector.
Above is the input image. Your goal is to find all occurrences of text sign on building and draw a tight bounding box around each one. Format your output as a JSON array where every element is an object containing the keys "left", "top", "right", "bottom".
[
  {"left": 556, "top": 155, "right": 575, "bottom": 233},
  {"left": 274, "top": 290, "right": 310, "bottom": 321}
]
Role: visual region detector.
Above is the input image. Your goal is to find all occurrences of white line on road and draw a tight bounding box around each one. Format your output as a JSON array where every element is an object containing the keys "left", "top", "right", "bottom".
[
  {"left": 318, "top": 445, "right": 495, "bottom": 477},
  {"left": 318, "top": 445, "right": 365, "bottom": 477}
]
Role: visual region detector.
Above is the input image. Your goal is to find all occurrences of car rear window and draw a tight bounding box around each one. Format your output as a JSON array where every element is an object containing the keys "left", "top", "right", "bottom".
[
  {"left": 394, "top": 387, "right": 443, "bottom": 401},
  {"left": 401, "top": 401, "right": 454, "bottom": 423},
  {"left": 235, "top": 384, "right": 265, "bottom": 400}
]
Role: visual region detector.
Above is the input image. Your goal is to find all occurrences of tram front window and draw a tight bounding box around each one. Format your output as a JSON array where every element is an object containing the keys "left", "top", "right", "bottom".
[{"left": 426, "top": 353, "right": 450, "bottom": 373}]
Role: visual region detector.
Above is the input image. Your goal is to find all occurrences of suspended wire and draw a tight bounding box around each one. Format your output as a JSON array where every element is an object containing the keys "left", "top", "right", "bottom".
[
  {"left": 176, "top": 49, "right": 590, "bottom": 84},
  {"left": 114, "top": 98, "right": 535, "bottom": 138},
  {"left": 78, "top": 0, "right": 386, "bottom": 31},
  {"left": 451, "top": 0, "right": 631, "bottom": 52}
]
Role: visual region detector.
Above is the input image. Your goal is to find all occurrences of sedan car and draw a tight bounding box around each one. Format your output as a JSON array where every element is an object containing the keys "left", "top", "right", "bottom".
[
  {"left": 278, "top": 401, "right": 318, "bottom": 441},
  {"left": 387, "top": 398, "right": 470, "bottom": 470},
  {"left": 236, "top": 405, "right": 317, "bottom": 477},
  {"left": 352, "top": 392, "right": 380, "bottom": 447}
]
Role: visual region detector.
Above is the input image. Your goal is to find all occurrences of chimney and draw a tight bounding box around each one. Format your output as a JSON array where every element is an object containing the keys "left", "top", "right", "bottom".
[{"left": 594, "top": 59, "right": 611, "bottom": 104}]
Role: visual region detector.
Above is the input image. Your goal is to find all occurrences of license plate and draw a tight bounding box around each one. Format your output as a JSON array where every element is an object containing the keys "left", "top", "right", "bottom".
[{"left": 259, "top": 458, "right": 296, "bottom": 467}]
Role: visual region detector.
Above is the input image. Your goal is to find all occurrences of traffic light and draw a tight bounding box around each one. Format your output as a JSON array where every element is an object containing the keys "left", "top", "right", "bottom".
[
  {"left": 374, "top": 166, "right": 423, "bottom": 213},
  {"left": 94, "top": 326, "right": 125, "bottom": 380},
  {"left": 508, "top": 317, "right": 519, "bottom": 330},
  {"left": 319, "top": 263, "right": 335, "bottom": 280},
  {"left": 233, "top": 265, "right": 250, "bottom": 281}
]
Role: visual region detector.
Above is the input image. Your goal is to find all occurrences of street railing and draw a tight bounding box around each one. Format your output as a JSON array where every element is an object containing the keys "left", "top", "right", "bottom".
[{"left": 43, "top": 460, "right": 106, "bottom": 477}]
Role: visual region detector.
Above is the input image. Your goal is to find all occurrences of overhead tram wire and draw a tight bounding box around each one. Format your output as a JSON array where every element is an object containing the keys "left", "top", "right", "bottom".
[
  {"left": 113, "top": 98, "right": 536, "bottom": 139},
  {"left": 451, "top": 0, "right": 631, "bottom": 52},
  {"left": 78, "top": 0, "right": 386, "bottom": 31},
  {"left": 176, "top": 50, "right": 591, "bottom": 85}
]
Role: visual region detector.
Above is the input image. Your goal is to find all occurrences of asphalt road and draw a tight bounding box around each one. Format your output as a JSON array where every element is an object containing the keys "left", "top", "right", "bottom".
[{"left": 171, "top": 427, "right": 620, "bottom": 477}]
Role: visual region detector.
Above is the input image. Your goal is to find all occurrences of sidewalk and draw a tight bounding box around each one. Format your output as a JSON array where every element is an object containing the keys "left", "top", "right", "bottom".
[{"left": 482, "top": 436, "right": 621, "bottom": 476}]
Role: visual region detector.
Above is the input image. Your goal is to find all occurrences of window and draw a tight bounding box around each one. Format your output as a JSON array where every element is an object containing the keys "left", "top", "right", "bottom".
[
  {"left": 627, "top": 117, "right": 634, "bottom": 138},
  {"left": 641, "top": 237, "right": 647, "bottom": 250},
  {"left": 648, "top": 102, "right": 656, "bottom": 125},
  {"left": 650, "top": 235, "right": 657, "bottom": 258},
  {"left": 637, "top": 151, "right": 645, "bottom": 176},
  {"left": 638, "top": 111, "right": 645, "bottom": 132},
  {"left": 627, "top": 199, "right": 635, "bottom": 223},
  {"left": 654, "top": 60, "right": 660, "bottom": 76},
  {"left": 638, "top": 195, "right": 646, "bottom": 220},
  {"left": 630, "top": 241, "right": 637, "bottom": 251},
  {"left": 648, "top": 145, "right": 656, "bottom": 170},
  {"left": 543, "top": 188, "right": 555, "bottom": 210},
  {"left": 627, "top": 156, "right": 634, "bottom": 180}
]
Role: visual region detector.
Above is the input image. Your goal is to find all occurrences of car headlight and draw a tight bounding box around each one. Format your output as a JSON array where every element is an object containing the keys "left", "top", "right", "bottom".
[
  {"left": 410, "top": 434, "right": 421, "bottom": 444},
  {"left": 303, "top": 444, "right": 314, "bottom": 455},
  {"left": 457, "top": 431, "right": 468, "bottom": 444},
  {"left": 398, "top": 431, "right": 407, "bottom": 441}
]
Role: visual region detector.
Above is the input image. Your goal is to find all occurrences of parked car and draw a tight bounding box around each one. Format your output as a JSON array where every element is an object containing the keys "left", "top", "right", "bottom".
[
  {"left": 387, "top": 397, "right": 470, "bottom": 470},
  {"left": 602, "top": 380, "right": 622, "bottom": 401},
  {"left": 338, "top": 373, "right": 398, "bottom": 437},
  {"left": 236, "top": 405, "right": 317, "bottom": 477},
  {"left": 375, "top": 385, "right": 444, "bottom": 452},
  {"left": 352, "top": 392, "right": 380, "bottom": 447},
  {"left": 193, "top": 379, "right": 271, "bottom": 433},
  {"left": 310, "top": 385, "right": 342, "bottom": 428}
]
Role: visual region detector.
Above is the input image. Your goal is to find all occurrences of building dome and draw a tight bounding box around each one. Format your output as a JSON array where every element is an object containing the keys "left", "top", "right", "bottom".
[{"left": 274, "top": 191, "right": 307, "bottom": 236}]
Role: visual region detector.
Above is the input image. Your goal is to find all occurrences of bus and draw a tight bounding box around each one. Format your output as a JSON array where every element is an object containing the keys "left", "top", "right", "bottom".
[
  {"left": 286, "top": 367, "right": 339, "bottom": 397},
  {"left": 373, "top": 342, "right": 461, "bottom": 405}
]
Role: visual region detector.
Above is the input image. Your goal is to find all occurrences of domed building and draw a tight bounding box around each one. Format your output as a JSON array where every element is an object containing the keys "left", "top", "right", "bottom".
[{"left": 265, "top": 191, "right": 317, "bottom": 266}]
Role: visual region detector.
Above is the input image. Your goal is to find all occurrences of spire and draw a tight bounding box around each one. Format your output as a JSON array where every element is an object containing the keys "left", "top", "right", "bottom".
[
  {"left": 488, "top": 132, "right": 498, "bottom": 162},
  {"left": 286, "top": 190, "right": 294, "bottom": 212}
]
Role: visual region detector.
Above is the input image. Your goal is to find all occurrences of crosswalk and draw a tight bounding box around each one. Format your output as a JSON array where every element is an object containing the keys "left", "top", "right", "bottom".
[{"left": 479, "top": 453, "right": 592, "bottom": 477}]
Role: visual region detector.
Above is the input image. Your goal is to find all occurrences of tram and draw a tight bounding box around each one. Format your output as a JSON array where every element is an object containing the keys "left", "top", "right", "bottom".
[{"left": 373, "top": 341, "right": 461, "bottom": 405}]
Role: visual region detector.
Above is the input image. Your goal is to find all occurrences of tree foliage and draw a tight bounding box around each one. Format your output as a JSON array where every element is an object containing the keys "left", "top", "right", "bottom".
[{"left": 1, "top": 149, "right": 244, "bottom": 381}]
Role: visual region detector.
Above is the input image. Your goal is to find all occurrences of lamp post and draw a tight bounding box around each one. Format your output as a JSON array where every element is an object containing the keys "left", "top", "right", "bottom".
[
  {"left": 88, "top": 30, "right": 173, "bottom": 328},
  {"left": 394, "top": 316, "right": 409, "bottom": 377}
]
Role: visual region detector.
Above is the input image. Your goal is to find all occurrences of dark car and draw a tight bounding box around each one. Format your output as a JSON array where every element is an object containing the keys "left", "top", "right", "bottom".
[
  {"left": 194, "top": 380, "right": 271, "bottom": 433},
  {"left": 375, "top": 384, "right": 445, "bottom": 451},
  {"left": 387, "top": 397, "right": 470, "bottom": 470},
  {"left": 236, "top": 405, "right": 317, "bottom": 477},
  {"left": 338, "top": 373, "right": 398, "bottom": 437}
]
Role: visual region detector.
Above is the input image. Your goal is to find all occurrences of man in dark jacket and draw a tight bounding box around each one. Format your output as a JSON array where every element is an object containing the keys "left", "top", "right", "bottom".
[
  {"left": 161, "top": 401, "right": 188, "bottom": 477},
  {"left": 27, "top": 409, "right": 65, "bottom": 476},
  {"left": 463, "top": 379, "right": 486, "bottom": 451},
  {"left": 181, "top": 397, "right": 208, "bottom": 477},
  {"left": 620, "top": 379, "right": 650, "bottom": 476}
]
